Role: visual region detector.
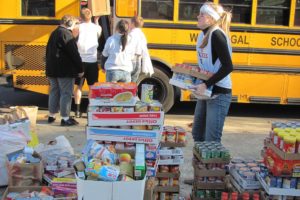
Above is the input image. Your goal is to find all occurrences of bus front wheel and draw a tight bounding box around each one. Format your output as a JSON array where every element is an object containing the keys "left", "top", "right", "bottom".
[{"left": 137, "top": 66, "right": 175, "bottom": 113}]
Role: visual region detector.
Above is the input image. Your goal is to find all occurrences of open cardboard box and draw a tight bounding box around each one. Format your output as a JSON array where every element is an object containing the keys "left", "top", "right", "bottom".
[
  {"left": 76, "top": 174, "right": 146, "bottom": 200},
  {"left": 193, "top": 149, "right": 230, "bottom": 164}
]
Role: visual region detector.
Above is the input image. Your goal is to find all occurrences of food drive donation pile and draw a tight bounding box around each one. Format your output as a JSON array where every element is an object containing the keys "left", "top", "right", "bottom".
[
  {"left": 258, "top": 121, "right": 300, "bottom": 200},
  {"left": 75, "top": 82, "right": 164, "bottom": 200}
]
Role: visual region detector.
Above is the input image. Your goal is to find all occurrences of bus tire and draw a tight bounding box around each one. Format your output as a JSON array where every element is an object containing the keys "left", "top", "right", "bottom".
[{"left": 137, "top": 66, "right": 175, "bottom": 113}]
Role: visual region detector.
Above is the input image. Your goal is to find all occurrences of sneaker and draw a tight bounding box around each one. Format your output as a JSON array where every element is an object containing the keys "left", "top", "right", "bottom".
[
  {"left": 48, "top": 116, "right": 56, "bottom": 123},
  {"left": 183, "top": 179, "right": 194, "bottom": 185},
  {"left": 75, "top": 111, "right": 82, "bottom": 118},
  {"left": 61, "top": 117, "right": 78, "bottom": 126}
]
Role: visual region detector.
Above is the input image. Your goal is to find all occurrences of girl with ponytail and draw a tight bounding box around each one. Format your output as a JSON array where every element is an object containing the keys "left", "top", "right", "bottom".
[
  {"left": 102, "top": 19, "right": 134, "bottom": 82},
  {"left": 190, "top": 2, "right": 233, "bottom": 143}
]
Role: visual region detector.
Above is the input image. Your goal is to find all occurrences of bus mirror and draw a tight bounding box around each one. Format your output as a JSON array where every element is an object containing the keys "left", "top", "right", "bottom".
[{"left": 116, "top": 0, "right": 138, "bottom": 17}]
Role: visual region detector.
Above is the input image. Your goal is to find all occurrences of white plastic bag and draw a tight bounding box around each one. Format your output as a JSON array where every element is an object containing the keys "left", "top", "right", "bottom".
[{"left": 35, "top": 135, "right": 74, "bottom": 158}]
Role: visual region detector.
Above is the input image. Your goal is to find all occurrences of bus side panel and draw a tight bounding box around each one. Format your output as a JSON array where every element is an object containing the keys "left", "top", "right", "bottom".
[
  {"left": 287, "top": 75, "right": 300, "bottom": 104},
  {"left": 231, "top": 72, "right": 286, "bottom": 103}
]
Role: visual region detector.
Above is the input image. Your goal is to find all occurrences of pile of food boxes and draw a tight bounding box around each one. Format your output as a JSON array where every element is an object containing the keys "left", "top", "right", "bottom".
[{"left": 77, "top": 82, "right": 164, "bottom": 200}]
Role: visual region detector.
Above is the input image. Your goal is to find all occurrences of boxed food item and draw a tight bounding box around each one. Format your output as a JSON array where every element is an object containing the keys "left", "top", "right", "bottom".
[
  {"left": 169, "top": 64, "right": 214, "bottom": 99},
  {"left": 88, "top": 111, "right": 164, "bottom": 127},
  {"left": 86, "top": 126, "right": 162, "bottom": 144}
]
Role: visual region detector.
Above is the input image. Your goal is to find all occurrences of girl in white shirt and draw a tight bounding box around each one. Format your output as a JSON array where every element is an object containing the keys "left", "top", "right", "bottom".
[
  {"left": 102, "top": 20, "right": 134, "bottom": 83},
  {"left": 129, "top": 16, "right": 154, "bottom": 83}
]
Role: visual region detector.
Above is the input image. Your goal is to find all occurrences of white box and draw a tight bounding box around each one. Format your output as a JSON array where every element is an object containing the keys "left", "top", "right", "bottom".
[
  {"left": 256, "top": 173, "right": 300, "bottom": 196},
  {"left": 86, "top": 126, "right": 161, "bottom": 144},
  {"left": 158, "top": 157, "right": 184, "bottom": 165},
  {"left": 88, "top": 111, "right": 164, "bottom": 126},
  {"left": 89, "top": 97, "right": 137, "bottom": 106},
  {"left": 77, "top": 176, "right": 146, "bottom": 200},
  {"left": 158, "top": 148, "right": 183, "bottom": 156}
]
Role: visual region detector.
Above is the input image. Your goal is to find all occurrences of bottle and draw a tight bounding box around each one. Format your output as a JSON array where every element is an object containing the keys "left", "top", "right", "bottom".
[
  {"left": 242, "top": 192, "right": 249, "bottom": 200},
  {"left": 231, "top": 192, "right": 238, "bottom": 200},
  {"left": 221, "top": 192, "right": 228, "bottom": 200},
  {"left": 252, "top": 193, "right": 260, "bottom": 200}
]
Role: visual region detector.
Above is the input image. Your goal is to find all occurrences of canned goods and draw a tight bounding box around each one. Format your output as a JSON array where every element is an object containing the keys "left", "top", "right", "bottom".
[{"left": 167, "top": 129, "right": 176, "bottom": 143}]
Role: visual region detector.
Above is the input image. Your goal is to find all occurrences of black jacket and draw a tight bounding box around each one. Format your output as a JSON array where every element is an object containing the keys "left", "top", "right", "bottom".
[{"left": 46, "top": 26, "right": 83, "bottom": 78}]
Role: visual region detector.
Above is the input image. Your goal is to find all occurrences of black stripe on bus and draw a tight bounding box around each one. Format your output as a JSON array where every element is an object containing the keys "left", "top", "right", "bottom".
[
  {"left": 144, "top": 22, "right": 300, "bottom": 35},
  {"left": 234, "top": 66, "right": 300, "bottom": 73},
  {"left": 183, "top": 63, "right": 300, "bottom": 74},
  {"left": 1, "top": 19, "right": 299, "bottom": 35},
  {"left": 147, "top": 44, "right": 300, "bottom": 56},
  {"left": 0, "top": 18, "right": 60, "bottom": 25}
]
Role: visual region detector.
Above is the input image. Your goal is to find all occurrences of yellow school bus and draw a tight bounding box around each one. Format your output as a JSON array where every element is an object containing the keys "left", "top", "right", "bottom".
[{"left": 0, "top": 0, "right": 300, "bottom": 112}]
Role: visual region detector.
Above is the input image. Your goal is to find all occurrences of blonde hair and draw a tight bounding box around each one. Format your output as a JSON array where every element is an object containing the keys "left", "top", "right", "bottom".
[
  {"left": 131, "top": 16, "right": 144, "bottom": 28},
  {"left": 80, "top": 8, "right": 92, "bottom": 22},
  {"left": 199, "top": 2, "right": 231, "bottom": 48}
]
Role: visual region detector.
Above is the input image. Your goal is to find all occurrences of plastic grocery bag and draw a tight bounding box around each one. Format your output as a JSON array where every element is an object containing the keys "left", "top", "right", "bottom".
[{"left": 35, "top": 135, "right": 74, "bottom": 159}]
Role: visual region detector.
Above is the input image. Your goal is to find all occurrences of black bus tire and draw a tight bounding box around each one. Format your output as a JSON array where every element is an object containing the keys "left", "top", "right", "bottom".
[{"left": 137, "top": 66, "right": 175, "bottom": 113}]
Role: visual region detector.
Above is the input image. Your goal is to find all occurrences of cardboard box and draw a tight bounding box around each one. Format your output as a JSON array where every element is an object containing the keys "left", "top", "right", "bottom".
[
  {"left": 172, "top": 65, "right": 210, "bottom": 80},
  {"left": 159, "top": 148, "right": 183, "bottom": 156},
  {"left": 160, "top": 141, "right": 186, "bottom": 148},
  {"left": 194, "top": 182, "right": 226, "bottom": 190},
  {"left": 154, "top": 185, "right": 180, "bottom": 193},
  {"left": 230, "top": 169, "right": 261, "bottom": 190},
  {"left": 256, "top": 173, "right": 300, "bottom": 196},
  {"left": 156, "top": 172, "right": 180, "bottom": 179},
  {"left": 86, "top": 126, "right": 161, "bottom": 144},
  {"left": 267, "top": 141, "right": 300, "bottom": 160},
  {"left": 193, "top": 160, "right": 226, "bottom": 177},
  {"left": 89, "top": 97, "right": 137, "bottom": 106},
  {"left": 158, "top": 156, "right": 184, "bottom": 165},
  {"left": 88, "top": 0, "right": 111, "bottom": 16},
  {"left": 88, "top": 111, "right": 164, "bottom": 126},
  {"left": 76, "top": 175, "right": 146, "bottom": 200},
  {"left": 1, "top": 186, "right": 51, "bottom": 200},
  {"left": 193, "top": 149, "right": 230, "bottom": 164}
]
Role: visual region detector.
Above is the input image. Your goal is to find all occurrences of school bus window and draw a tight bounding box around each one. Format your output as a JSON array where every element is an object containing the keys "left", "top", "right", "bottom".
[
  {"left": 219, "top": 0, "right": 251, "bottom": 24},
  {"left": 295, "top": 0, "right": 300, "bottom": 26},
  {"left": 141, "top": 0, "right": 174, "bottom": 20},
  {"left": 178, "top": 0, "right": 208, "bottom": 21},
  {"left": 256, "top": 0, "right": 290, "bottom": 26},
  {"left": 22, "top": 0, "right": 55, "bottom": 17}
]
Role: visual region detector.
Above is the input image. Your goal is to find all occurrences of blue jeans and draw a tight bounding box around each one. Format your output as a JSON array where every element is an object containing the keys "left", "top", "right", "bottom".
[
  {"left": 106, "top": 70, "right": 131, "bottom": 83},
  {"left": 192, "top": 93, "right": 232, "bottom": 142},
  {"left": 48, "top": 77, "right": 74, "bottom": 117}
]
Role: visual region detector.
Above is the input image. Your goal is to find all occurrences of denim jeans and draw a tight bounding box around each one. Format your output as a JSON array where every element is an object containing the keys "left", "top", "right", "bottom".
[
  {"left": 192, "top": 93, "right": 232, "bottom": 142},
  {"left": 48, "top": 77, "right": 74, "bottom": 117},
  {"left": 106, "top": 70, "right": 131, "bottom": 83}
]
